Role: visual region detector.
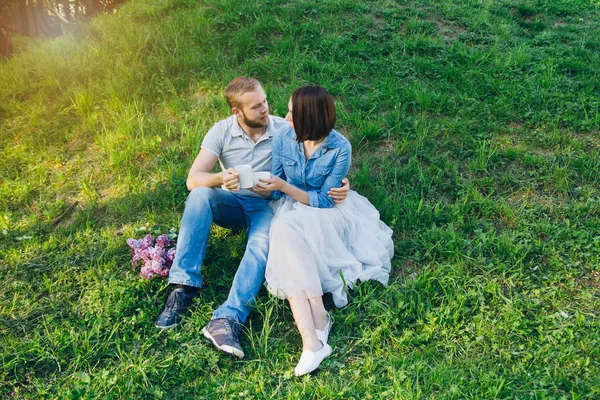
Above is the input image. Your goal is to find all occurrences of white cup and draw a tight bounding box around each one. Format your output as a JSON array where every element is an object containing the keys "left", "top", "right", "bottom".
[
  {"left": 234, "top": 164, "right": 254, "bottom": 189},
  {"left": 253, "top": 171, "right": 271, "bottom": 187}
]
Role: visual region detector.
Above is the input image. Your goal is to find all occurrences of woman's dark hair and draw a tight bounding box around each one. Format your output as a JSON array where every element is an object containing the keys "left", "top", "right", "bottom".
[{"left": 291, "top": 85, "right": 336, "bottom": 143}]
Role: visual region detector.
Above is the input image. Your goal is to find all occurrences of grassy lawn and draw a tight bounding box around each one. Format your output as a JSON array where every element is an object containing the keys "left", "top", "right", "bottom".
[{"left": 1, "top": 0, "right": 600, "bottom": 397}]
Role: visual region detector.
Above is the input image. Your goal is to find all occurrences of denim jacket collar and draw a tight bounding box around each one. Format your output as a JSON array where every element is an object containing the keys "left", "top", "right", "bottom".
[{"left": 297, "top": 130, "right": 342, "bottom": 158}]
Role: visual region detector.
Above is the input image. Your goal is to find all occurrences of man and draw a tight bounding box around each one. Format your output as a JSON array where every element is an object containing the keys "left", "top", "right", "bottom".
[{"left": 155, "top": 77, "right": 349, "bottom": 359}]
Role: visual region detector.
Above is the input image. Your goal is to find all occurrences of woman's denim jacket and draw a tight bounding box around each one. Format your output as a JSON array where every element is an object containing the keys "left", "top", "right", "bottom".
[{"left": 270, "top": 128, "right": 351, "bottom": 208}]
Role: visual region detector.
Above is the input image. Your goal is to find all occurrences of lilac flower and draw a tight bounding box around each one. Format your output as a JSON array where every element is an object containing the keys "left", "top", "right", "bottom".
[
  {"left": 167, "top": 248, "right": 176, "bottom": 262},
  {"left": 127, "top": 232, "right": 177, "bottom": 279},
  {"left": 140, "top": 265, "right": 155, "bottom": 279},
  {"left": 156, "top": 234, "right": 173, "bottom": 248},
  {"left": 148, "top": 246, "right": 166, "bottom": 261},
  {"left": 127, "top": 238, "right": 143, "bottom": 249},
  {"left": 150, "top": 257, "right": 165, "bottom": 270},
  {"left": 131, "top": 252, "right": 142, "bottom": 269},
  {"left": 142, "top": 234, "right": 155, "bottom": 249},
  {"left": 159, "top": 266, "right": 170, "bottom": 277}
]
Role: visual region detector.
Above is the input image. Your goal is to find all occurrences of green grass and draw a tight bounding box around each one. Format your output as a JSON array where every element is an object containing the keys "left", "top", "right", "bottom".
[{"left": 1, "top": 0, "right": 600, "bottom": 397}]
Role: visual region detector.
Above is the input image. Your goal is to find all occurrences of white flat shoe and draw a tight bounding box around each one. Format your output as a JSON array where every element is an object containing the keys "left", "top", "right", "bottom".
[
  {"left": 315, "top": 313, "right": 333, "bottom": 344},
  {"left": 294, "top": 342, "right": 332, "bottom": 376}
]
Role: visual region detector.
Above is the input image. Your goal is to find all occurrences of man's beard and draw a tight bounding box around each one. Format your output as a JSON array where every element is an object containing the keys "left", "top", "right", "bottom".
[{"left": 241, "top": 112, "right": 268, "bottom": 129}]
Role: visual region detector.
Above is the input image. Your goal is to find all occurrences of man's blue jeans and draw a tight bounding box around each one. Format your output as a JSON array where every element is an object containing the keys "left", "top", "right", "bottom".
[{"left": 168, "top": 187, "right": 273, "bottom": 324}]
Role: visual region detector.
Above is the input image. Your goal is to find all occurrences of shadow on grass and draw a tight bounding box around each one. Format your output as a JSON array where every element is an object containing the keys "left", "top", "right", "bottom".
[{"left": 1, "top": 169, "right": 409, "bottom": 395}]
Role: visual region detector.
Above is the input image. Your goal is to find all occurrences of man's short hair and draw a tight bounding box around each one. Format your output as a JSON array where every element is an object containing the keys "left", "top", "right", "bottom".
[
  {"left": 291, "top": 85, "right": 336, "bottom": 143},
  {"left": 225, "top": 77, "right": 262, "bottom": 109}
]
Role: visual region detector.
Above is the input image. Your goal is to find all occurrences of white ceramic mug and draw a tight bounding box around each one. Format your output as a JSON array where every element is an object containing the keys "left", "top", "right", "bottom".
[
  {"left": 234, "top": 164, "right": 254, "bottom": 189},
  {"left": 253, "top": 171, "right": 271, "bottom": 187}
]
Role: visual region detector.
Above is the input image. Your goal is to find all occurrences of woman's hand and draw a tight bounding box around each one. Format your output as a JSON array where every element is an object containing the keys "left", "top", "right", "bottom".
[
  {"left": 328, "top": 178, "right": 350, "bottom": 204},
  {"left": 249, "top": 186, "right": 271, "bottom": 197},
  {"left": 256, "top": 175, "right": 287, "bottom": 192}
]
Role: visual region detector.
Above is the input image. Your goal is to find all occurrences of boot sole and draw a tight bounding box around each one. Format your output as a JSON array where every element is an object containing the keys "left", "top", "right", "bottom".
[
  {"left": 155, "top": 321, "right": 179, "bottom": 329},
  {"left": 202, "top": 327, "right": 245, "bottom": 359}
]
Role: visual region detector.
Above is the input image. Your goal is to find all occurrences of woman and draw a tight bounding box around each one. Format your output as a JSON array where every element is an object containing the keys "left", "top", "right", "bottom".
[{"left": 258, "top": 86, "right": 394, "bottom": 376}]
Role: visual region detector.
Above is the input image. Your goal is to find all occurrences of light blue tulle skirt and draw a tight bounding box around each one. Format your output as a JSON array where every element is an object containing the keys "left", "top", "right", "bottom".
[{"left": 265, "top": 191, "right": 394, "bottom": 308}]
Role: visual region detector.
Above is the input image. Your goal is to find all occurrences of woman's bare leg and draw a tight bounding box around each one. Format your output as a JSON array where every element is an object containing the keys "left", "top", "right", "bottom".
[
  {"left": 308, "top": 296, "right": 329, "bottom": 331},
  {"left": 288, "top": 297, "right": 322, "bottom": 352}
]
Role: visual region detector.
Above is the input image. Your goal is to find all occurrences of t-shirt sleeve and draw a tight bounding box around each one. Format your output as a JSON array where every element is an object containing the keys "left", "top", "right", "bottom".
[{"left": 200, "top": 123, "right": 223, "bottom": 157}]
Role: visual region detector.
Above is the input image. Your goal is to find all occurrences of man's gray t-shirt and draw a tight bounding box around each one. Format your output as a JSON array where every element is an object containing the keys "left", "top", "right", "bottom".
[{"left": 201, "top": 114, "right": 290, "bottom": 197}]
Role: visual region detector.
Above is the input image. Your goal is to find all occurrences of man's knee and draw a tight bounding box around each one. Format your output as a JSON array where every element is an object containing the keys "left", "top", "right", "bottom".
[{"left": 247, "top": 224, "right": 271, "bottom": 255}]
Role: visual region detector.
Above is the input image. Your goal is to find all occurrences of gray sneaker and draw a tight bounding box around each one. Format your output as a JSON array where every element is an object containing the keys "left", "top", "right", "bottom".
[
  {"left": 202, "top": 317, "right": 244, "bottom": 359},
  {"left": 155, "top": 286, "right": 198, "bottom": 329}
]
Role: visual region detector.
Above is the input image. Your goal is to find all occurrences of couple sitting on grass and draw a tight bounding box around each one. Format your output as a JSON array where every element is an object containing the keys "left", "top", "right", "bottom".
[{"left": 155, "top": 77, "right": 394, "bottom": 376}]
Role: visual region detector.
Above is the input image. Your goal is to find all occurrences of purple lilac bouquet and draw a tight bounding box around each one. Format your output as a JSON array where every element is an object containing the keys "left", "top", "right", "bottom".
[{"left": 127, "top": 234, "right": 176, "bottom": 279}]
